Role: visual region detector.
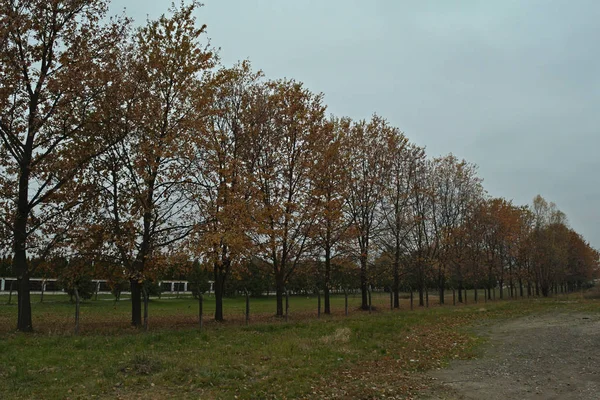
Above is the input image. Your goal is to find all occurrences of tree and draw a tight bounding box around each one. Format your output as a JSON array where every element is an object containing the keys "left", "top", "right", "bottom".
[
  {"left": 246, "top": 79, "right": 326, "bottom": 317},
  {"left": 530, "top": 195, "right": 569, "bottom": 296},
  {"left": 0, "top": 255, "right": 13, "bottom": 277},
  {"left": 345, "top": 115, "right": 394, "bottom": 310},
  {"left": 565, "top": 230, "right": 598, "bottom": 288},
  {"left": 471, "top": 198, "right": 532, "bottom": 299},
  {"left": 86, "top": 2, "right": 215, "bottom": 327},
  {"left": 405, "top": 157, "right": 436, "bottom": 306},
  {"left": 228, "top": 257, "right": 273, "bottom": 297},
  {"left": 188, "top": 259, "right": 212, "bottom": 298},
  {"left": 514, "top": 207, "right": 533, "bottom": 297},
  {"left": 431, "top": 155, "right": 483, "bottom": 304},
  {"left": 56, "top": 258, "right": 96, "bottom": 302},
  {"left": 187, "top": 61, "right": 261, "bottom": 321},
  {"left": 0, "top": 0, "right": 128, "bottom": 331},
  {"left": 309, "top": 116, "right": 353, "bottom": 314},
  {"left": 380, "top": 137, "right": 423, "bottom": 308},
  {"left": 477, "top": 198, "right": 508, "bottom": 299}
]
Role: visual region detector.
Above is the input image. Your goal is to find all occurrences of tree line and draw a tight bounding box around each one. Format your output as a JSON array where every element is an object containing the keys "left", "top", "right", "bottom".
[{"left": 1, "top": 0, "right": 598, "bottom": 331}]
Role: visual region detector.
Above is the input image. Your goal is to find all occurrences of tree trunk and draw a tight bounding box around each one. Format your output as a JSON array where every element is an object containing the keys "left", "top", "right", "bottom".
[
  {"left": 16, "top": 273, "right": 33, "bottom": 332},
  {"left": 7, "top": 280, "right": 14, "bottom": 305},
  {"left": 324, "top": 245, "right": 331, "bottom": 314},
  {"left": 14, "top": 151, "right": 33, "bottom": 332},
  {"left": 143, "top": 286, "right": 149, "bottom": 331},
  {"left": 392, "top": 254, "right": 400, "bottom": 309},
  {"left": 344, "top": 289, "right": 348, "bottom": 316},
  {"left": 275, "top": 271, "right": 285, "bottom": 317},
  {"left": 198, "top": 294, "right": 203, "bottom": 330},
  {"left": 438, "top": 272, "right": 445, "bottom": 305},
  {"left": 324, "top": 284, "right": 331, "bottom": 315},
  {"left": 245, "top": 289, "right": 250, "bottom": 325},
  {"left": 14, "top": 246, "right": 33, "bottom": 331},
  {"left": 285, "top": 289, "right": 289, "bottom": 322},
  {"left": 214, "top": 265, "right": 225, "bottom": 322},
  {"left": 317, "top": 289, "right": 321, "bottom": 318},
  {"left": 419, "top": 286, "right": 424, "bottom": 307},
  {"left": 74, "top": 286, "right": 80, "bottom": 335},
  {"left": 360, "top": 254, "right": 369, "bottom": 310},
  {"left": 130, "top": 279, "right": 142, "bottom": 327}
]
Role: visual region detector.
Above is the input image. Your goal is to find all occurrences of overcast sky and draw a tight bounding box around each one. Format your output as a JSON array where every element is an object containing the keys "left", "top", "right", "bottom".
[{"left": 110, "top": 0, "right": 600, "bottom": 248}]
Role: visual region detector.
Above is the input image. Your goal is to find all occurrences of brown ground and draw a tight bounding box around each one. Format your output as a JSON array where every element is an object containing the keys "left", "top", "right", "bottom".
[{"left": 422, "top": 308, "right": 600, "bottom": 399}]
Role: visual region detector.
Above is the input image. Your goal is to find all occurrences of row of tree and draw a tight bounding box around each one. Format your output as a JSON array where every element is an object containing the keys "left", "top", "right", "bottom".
[{"left": 1, "top": 0, "right": 597, "bottom": 331}]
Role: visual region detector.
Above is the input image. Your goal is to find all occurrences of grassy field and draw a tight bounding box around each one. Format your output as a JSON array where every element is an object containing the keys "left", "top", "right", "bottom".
[
  {"left": 0, "top": 291, "right": 415, "bottom": 334},
  {"left": 0, "top": 291, "right": 594, "bottom": 399},
  {"left": 0, "top": 289, "right": 503, "bottom": 334}
]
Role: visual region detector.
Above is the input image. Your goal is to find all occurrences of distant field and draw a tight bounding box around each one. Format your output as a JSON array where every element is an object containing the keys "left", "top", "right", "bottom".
[{"left": 0, "top": 292, "right": 593, "bottom": 399}]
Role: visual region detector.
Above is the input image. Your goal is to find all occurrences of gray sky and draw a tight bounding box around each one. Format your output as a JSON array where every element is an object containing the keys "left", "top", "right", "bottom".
[{"left": 110, "top": 0, "right": 600, "bottom": 248}]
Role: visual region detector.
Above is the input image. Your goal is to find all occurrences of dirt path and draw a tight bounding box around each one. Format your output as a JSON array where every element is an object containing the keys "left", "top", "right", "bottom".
[{"left": 422, "top": 308, "right": 600, "bottom": 399}]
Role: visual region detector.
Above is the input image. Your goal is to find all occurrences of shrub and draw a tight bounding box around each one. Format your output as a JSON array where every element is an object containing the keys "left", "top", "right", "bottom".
[
  {"left": 57, "top": 275, "right": 96, "bottom": 302},
  {"left": 143, "top": 280, "right": 162, "bottom": 298},
  {"left": 188, "top": 259, "right": 212, "bottom": 298},
  {"left": 109, "top": 279, "right": 130, "bottom": 301}
]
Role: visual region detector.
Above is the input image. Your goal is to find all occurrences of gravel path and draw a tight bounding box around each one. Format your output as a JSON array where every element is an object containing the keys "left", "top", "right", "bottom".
[{"left": 423, "top": 309, "right": 600, "bottom": 399}]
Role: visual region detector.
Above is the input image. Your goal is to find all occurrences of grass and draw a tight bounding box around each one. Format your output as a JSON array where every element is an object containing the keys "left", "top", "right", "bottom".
[
  {"left": 0, "top": 292, "right": 404, "bottom": 334},
  {"left": 0, "top": 291, "right": 595, "bottom": 399}
]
